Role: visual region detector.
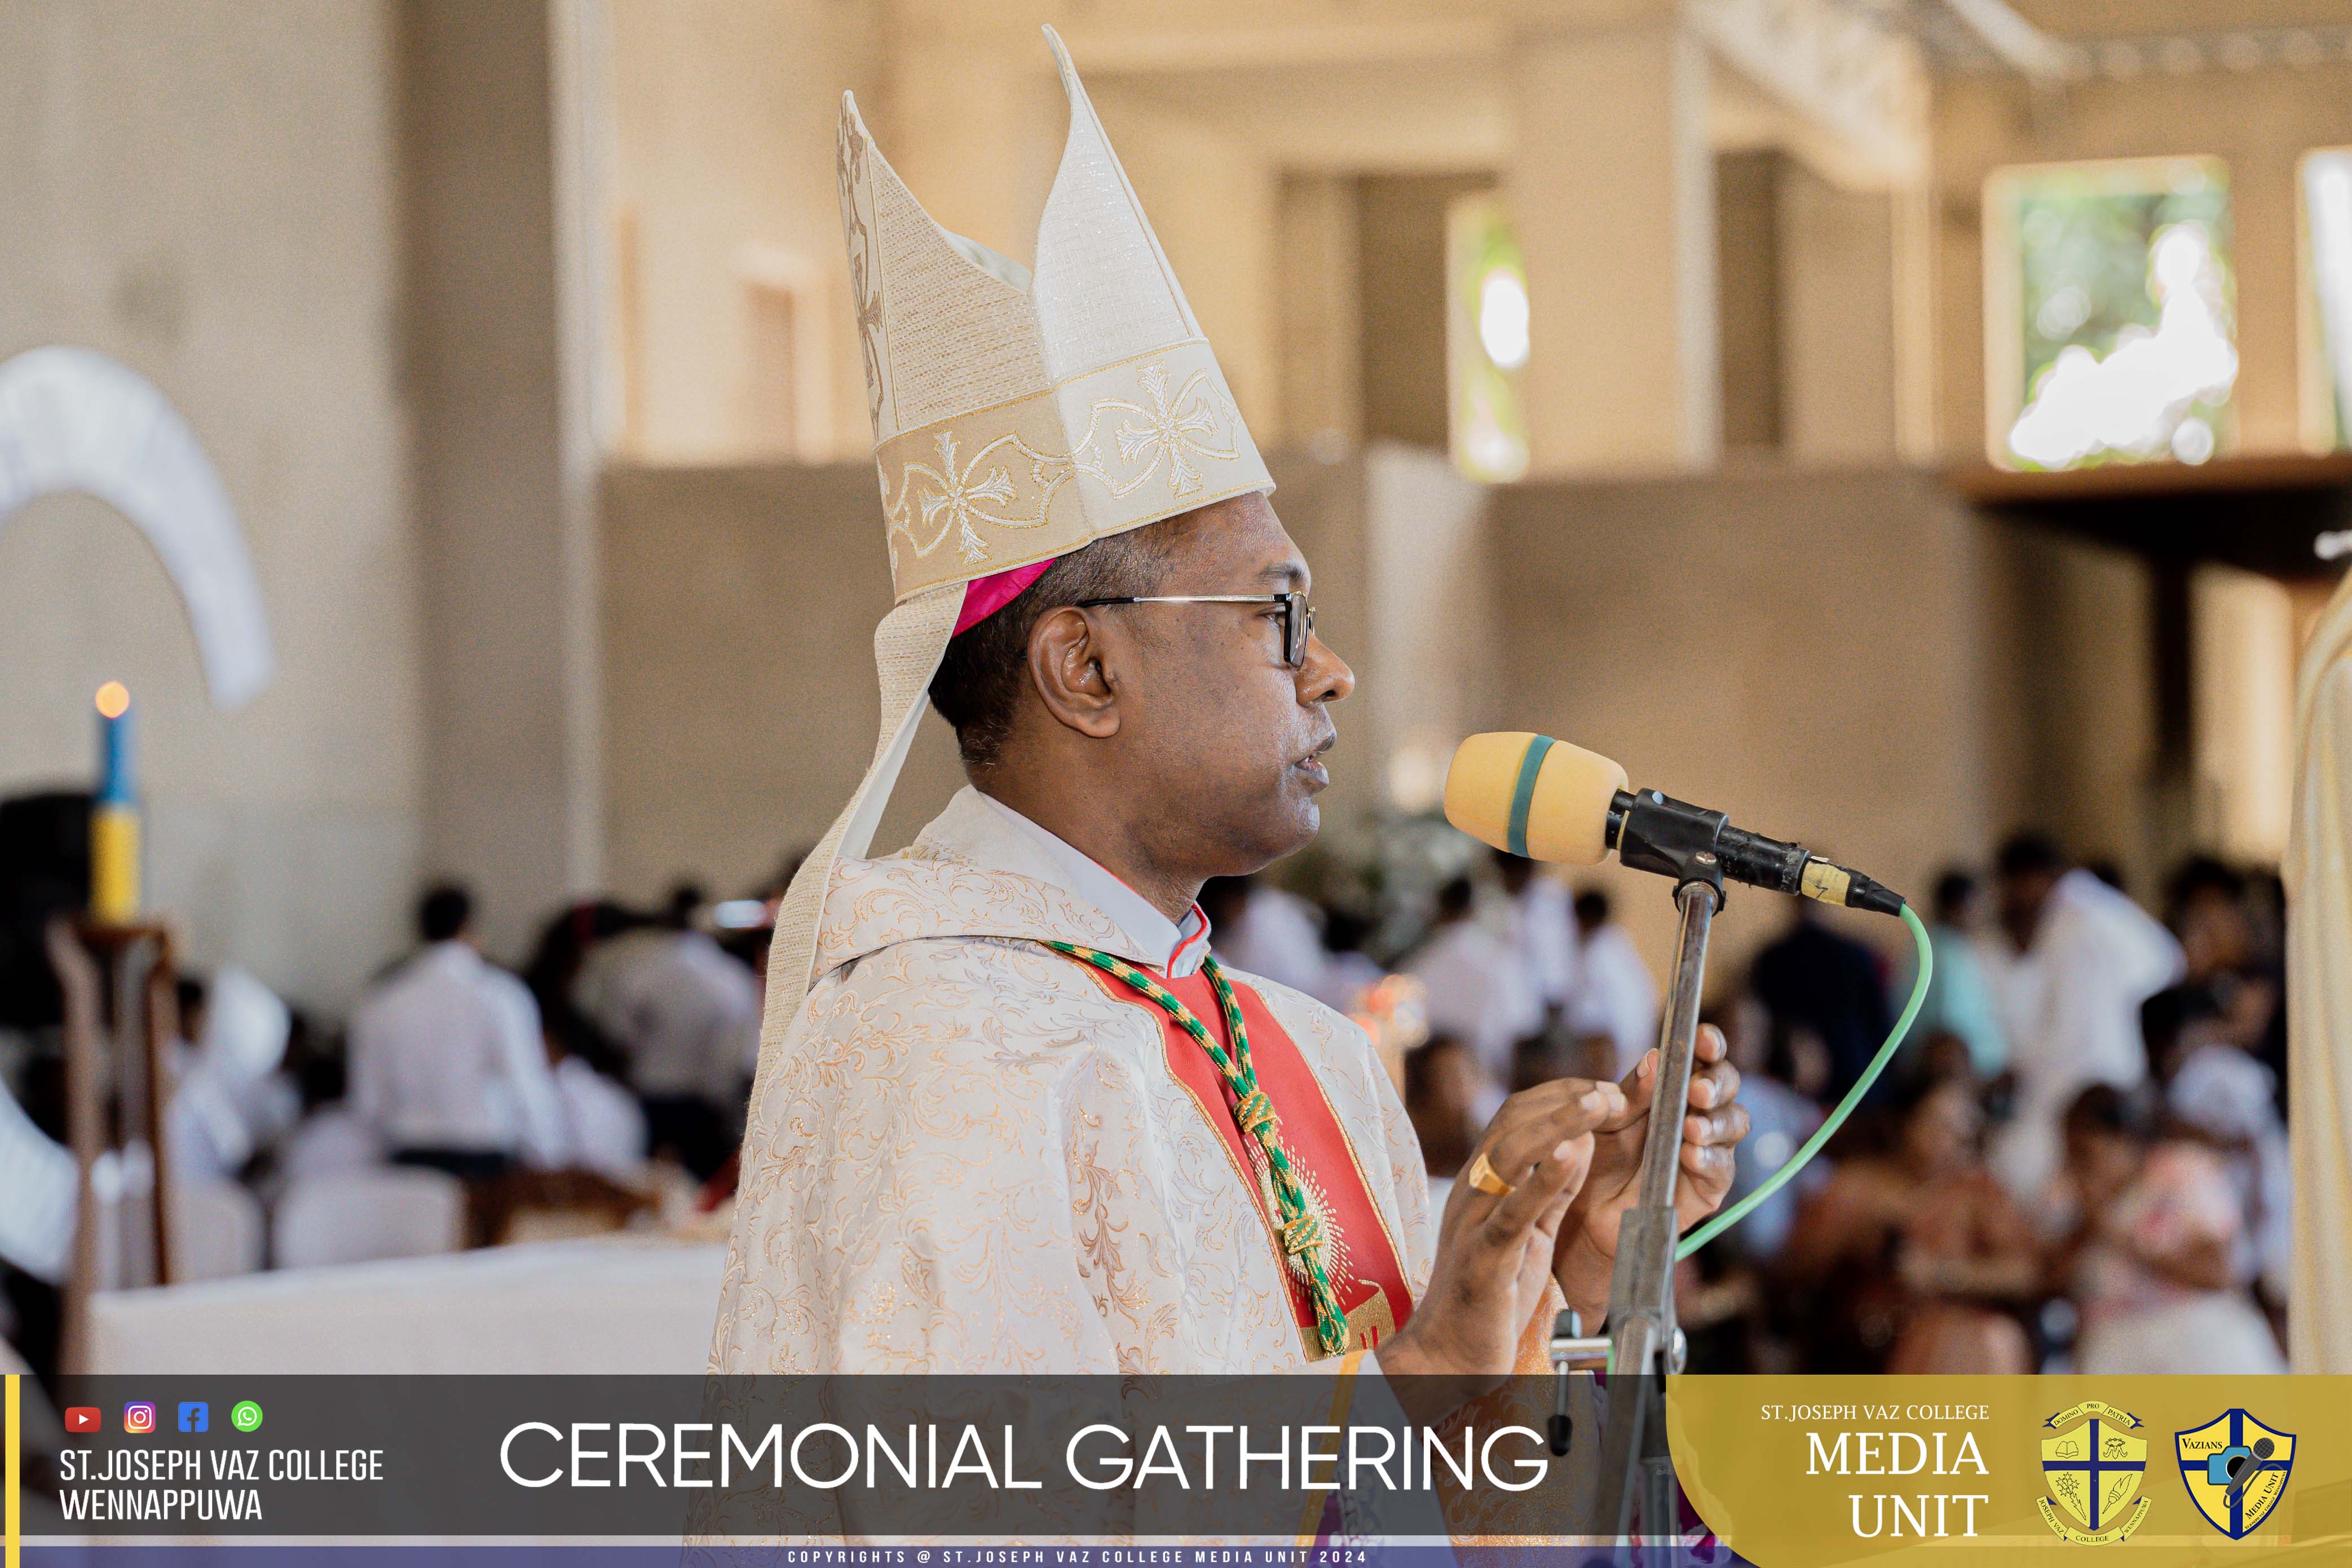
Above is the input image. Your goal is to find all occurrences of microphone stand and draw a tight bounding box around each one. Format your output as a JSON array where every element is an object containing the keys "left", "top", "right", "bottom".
[{"left": 1586, "top": 790, "right": 1729, "bottom": 1548}]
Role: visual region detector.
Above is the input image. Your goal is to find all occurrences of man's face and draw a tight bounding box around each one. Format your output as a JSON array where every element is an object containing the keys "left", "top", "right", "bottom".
[{"left": 1102, "top": 493, "right": 1353, "bottom": 876}]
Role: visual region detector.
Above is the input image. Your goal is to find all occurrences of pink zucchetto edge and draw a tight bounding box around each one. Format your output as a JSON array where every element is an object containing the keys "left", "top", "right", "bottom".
[{"left": 952, "top": 559, "right": 1056, "bottom": 637}]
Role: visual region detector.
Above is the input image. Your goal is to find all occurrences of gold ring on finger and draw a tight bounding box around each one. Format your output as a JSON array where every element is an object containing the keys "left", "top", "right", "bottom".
[{"left": 1464, "top": 1150, "right": 1514, "bottom": 1197}]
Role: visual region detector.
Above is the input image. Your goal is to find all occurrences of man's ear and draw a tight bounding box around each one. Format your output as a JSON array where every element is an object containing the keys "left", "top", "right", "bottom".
[{"left": 1027, "top": 604, "right": 1122, "bottom": 739}]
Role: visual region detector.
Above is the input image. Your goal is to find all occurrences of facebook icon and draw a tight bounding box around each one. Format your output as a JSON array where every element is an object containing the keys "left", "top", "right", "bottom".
[{"left": 178, "top": 1402, "right": 208, "bottom": 1433}]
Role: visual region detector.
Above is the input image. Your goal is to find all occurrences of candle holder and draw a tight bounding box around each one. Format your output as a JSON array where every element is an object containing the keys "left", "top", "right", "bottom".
[{"left": 45, "top": 917, "right": 181, "bottom": 1374}]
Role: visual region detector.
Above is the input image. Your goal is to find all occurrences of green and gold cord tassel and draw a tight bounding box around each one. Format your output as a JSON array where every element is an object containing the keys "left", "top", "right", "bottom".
[{"left": 1044, "top": 942, "right": 1349, "bottom": 1357}]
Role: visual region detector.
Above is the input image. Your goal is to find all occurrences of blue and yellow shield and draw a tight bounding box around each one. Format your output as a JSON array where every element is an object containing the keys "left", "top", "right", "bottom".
[
  {"left": 2177, "top": 1410, "right": 2295, "bottom": 1538},
  {"left": 2038, "top": 1401, "right": 2150, "bottom": 1544}
]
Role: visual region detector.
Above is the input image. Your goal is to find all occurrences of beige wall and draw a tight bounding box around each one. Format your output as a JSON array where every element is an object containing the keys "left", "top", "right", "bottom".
[
  {"left": 1935, "top": 58, "right": 2352, "bottom": 462},
  {"left": 1277, "top": 175, "right": 1365, "bottom": 449},
  {"left": 1510, "top": 17, "right": 1720, "bottom": 475},
  {"left": 1976, "top": 523, "right": 2164, "bottom": 889},
  {"left": 1716, "top": 148, "right": 1904, "bottom": 467},
  {"left": 1779, "top": 162, "right": 1899, "bottom": 464},
  {"left": 0, "top": 0, "right": 423, "bottom": 1015},
  {"left": 608, "top": 0, "right": 882, "bottom": 462},
  {"left": 405, "top": 0, "right": 612, "bottom": 966},
  {"left": 598, "top": 462, "right": 966, "bottom": 903},
  {"left": 1358, "top": 174, "right": 1494, "bottom": 452},
  {"left": 1716, "top": 151, "right": 1784, "bottom": 452},
  {"left": 2193, "top": 563, "right": 2300, "bottom": 864},
  {"left": 591, "top": 3, "right": 2352, "bottom": 475},
  {"left": 596, "top": 448, "right": 1389, "bottom": 903},
  {"left": 1488, "top": 468, "right": 2018, "bottom": 984},
  {"left": 870, "top": 34, "right": 1065, "bottom": 268},
  {"left": 604, "top": 7, "right": 1300, "bottom": 456}
]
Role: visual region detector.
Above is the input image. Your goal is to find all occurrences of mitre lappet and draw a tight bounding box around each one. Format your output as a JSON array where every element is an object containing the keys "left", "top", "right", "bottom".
[{"left": 762, "top": 24, "right": 1273, "bottom": 1051}]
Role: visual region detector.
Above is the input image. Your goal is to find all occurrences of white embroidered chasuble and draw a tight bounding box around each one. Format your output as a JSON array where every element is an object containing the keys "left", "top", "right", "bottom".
[{"left": 710, "top": 788, "right": 1438, "bottom": 1375}]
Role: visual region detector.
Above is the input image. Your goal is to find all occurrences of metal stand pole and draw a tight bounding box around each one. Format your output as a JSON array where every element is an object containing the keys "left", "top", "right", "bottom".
[{"left": 1591, "top": 877, "right": 1716, "bottom": 1546}]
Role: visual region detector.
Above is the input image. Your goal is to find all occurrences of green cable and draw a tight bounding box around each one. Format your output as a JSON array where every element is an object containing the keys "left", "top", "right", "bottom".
[{"left": 1674, "top": 901, "right": 1934, "bottom": 1260}]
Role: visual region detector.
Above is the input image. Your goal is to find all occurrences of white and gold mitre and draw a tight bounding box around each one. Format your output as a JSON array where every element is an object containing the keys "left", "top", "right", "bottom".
[
  {"left": 756, "top": 25, "right": 1272, "bottom": 1056},
  {"left": 840, "top": 25, "right": 1270, "bottom": 598}
]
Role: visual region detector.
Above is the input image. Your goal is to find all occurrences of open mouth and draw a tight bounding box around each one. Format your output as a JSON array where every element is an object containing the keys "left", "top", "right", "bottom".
[{"left": 1292, "top": 734, "right": 1335, "bottom": 787}]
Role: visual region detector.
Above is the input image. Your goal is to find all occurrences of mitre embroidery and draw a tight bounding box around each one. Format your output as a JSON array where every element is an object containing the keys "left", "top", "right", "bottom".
[
  {"left": 877, "top": 352, "right": 1248, "bottom": 573},
  {"left": 1078, "top": 362, "right": 1239, "bottom": 501},
  {"left": 835, "top": 116, "right": 889, "bottom": 429}
]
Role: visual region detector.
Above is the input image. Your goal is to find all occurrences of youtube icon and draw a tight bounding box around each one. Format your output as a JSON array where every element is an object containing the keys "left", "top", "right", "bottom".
[{"left": 65, "top": 1406, "right": 101, "bottom": 1433}]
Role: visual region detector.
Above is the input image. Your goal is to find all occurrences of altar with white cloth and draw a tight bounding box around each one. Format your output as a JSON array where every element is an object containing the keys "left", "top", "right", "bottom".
[{"left": 85, "top": 1234, "right": 723, "bottom": 1375}]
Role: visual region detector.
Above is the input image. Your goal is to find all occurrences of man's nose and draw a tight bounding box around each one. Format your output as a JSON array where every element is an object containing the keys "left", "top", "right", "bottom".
[{"left": 1299, "top": 631, "right": 1354, "bottom": 704}]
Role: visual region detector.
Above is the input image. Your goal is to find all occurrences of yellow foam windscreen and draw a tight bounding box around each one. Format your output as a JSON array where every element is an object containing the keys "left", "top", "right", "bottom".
[{"left": 1443, "top": 732, "right": 1628, "bottom": 865}]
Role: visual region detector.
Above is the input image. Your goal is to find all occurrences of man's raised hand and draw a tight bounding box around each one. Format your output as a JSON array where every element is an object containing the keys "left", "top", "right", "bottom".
[
  {"left": 1378, "top": 1076, "right": 1625, "bottom": 1393},
  {"left": 1554, "top": 1023, "right": 1750, "bottom": 1327}
]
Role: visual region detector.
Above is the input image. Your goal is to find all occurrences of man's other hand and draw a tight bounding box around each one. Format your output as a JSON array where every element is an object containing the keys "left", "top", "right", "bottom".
[
  {"left": 1378, "top": 1077, "right": 1624, "bottom": 1401},
  {"left": 1555, "top": 1024, "right": 1749, "bottom": 1328}
]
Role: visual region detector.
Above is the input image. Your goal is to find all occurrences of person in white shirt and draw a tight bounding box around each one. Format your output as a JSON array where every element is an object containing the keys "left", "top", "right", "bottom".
[
  {"left": 573, "top": 899, "right": 761, "bottom": 1180},
  {"left": 1201, "top": 874, "right": 1331, "bottom": 1002},
  {"left": 550, "top": 1054, "right": 650, "bottom": 1181},
  {"left": 1402, "top": 876, "right": 1539, "bottom": 1111},
  {"left": 348, "top": 885, "right": 568, "bottom": 1181},
  {"left": 1568, "top": 888, "right": 1663, "bottom": 1080},
  {"left": 1495, "top": 851, "right": 1579, "bottom": 1020},
  {"left": 1310, "top": 907, "right": 1389, "bottom": 1016},
  {"left": 1989, "top": 834, "right": 2184, "bottom": 1201},
  {"left": 166, "top": 969, "right": 298, "bottom": 1187},
  {"left": 0, "top": 1075, "right": 74, "bottom": 1285}
]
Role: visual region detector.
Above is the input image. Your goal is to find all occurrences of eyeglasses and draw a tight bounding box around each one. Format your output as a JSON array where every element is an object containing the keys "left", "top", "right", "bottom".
[{"left": 1075, "top": 591, "right": 1317, "bottom": 669}]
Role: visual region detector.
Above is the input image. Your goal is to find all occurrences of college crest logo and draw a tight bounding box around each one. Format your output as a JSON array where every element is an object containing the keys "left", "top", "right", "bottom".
[
  {"left": 2037, "top": 1400, "right": 2151, "bottom": 1544},
  {"left": 2176, "top": 1410, "right": 2295, "bottom": 1538}
]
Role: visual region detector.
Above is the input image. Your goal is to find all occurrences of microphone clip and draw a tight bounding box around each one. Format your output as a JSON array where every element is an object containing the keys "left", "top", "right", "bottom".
[{"left": 1606, "top": 789, "right": 1731, "bottom": 904}]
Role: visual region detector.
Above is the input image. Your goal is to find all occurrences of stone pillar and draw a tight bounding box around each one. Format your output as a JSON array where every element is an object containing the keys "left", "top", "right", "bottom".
[
  {"left": 2192, "top": 564, "right": 2298, "bottom": 864},
  {"left": 1507, "top": 6, "right": 1719, "bottom": 475},
  {"left": 401, "top": 0, "right": 602, "bottom": 959},
  {"left": 1715, "top": 149, "right": 1785, "bottom": 453},
  {"left": 1890, "top": 116, "right": 1940, "bottom": 467},
  {"left": 1277, "top": 174, "right": 1364, "bottom": 451},
  {"left": 1779, "top": 162, "right": 1900, "bottom": 464}
]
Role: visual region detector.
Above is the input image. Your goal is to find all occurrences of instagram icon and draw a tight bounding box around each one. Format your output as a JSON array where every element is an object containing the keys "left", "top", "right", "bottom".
[{"left": 123, "top": 1402, "right": 157, "bottom": 1433}]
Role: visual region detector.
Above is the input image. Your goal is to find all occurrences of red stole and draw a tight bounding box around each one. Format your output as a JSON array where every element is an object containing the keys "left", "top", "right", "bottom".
[{"left": 1083, "top": 963, "right": 1415, "bottom": 1358}]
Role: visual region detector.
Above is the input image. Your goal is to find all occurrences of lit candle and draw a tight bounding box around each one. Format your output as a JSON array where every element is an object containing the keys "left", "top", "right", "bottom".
[{"left": 91, "top": 681, "right": 140, "bottom": 922}]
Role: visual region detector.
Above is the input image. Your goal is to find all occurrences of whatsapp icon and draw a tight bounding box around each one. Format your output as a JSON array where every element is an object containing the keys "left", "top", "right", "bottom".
[{"left": 230, "top": 1400, "right": 263, "bottom": 1433}]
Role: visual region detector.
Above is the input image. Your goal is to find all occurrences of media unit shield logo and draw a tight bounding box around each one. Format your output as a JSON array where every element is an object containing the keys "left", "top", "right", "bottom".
[
  {"left": 2037, "top": 1400, "right": 2151, "bottom": 1544},
  {"left": 2177, "top": 1410, "right": 2294, "bottom": 1538}
]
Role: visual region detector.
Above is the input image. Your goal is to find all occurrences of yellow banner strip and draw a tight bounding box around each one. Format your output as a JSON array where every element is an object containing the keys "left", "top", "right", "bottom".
[{"left": 6, "top": 1372, "right": 20, "bottom": 1568}]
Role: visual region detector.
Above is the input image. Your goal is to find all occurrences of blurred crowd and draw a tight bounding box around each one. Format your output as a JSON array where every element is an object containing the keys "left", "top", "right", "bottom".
[
  {"left": 0, "top": 854, "right": 797, "bottom": 1382},
  {"left": 0, "top": 807, "right": 2293, "bottom": 1383},
  {"left": 1375, "top": 834, "right": 2291, "bottom": 1376}
]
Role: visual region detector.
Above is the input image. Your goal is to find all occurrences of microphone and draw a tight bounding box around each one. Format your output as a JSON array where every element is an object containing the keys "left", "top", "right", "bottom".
[{"left": 1443, "top": 732, "right": 1905, "bottom": 917}]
